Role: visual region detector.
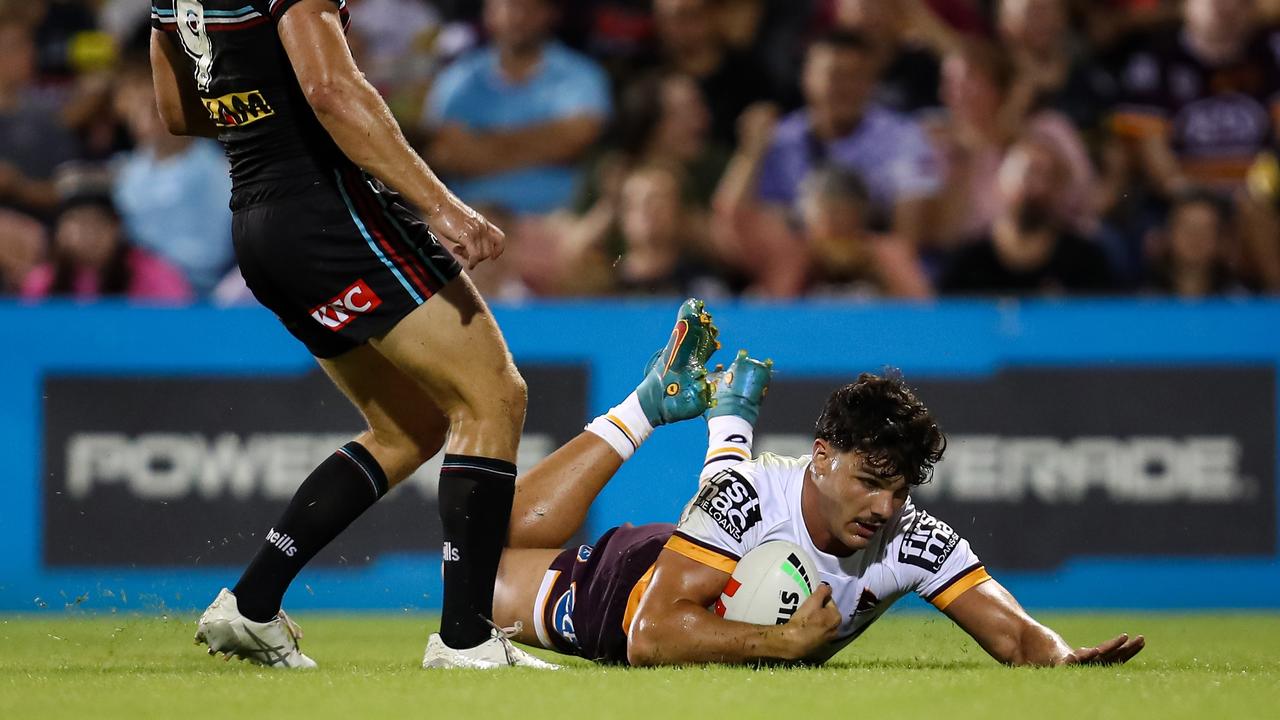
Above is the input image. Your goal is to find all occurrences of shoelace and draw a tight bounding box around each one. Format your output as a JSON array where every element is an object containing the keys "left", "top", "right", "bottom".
[
  {"left": 276, "top": 609, "right": 305, "bottom": 655},
  {"left": 483, "top": 617, "right": 524, "bottom": 666}
]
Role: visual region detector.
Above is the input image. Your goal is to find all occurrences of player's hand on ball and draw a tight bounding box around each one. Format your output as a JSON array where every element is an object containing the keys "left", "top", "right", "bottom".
[
  {"left": 430, "top": 194, "right": 505, "bottom": 270},
  {"left": 1057, "top": 633, "right": 1145, "bottom": 666},
  {"left": 783, "top": 583, "right": 842, "bottom": 659}
]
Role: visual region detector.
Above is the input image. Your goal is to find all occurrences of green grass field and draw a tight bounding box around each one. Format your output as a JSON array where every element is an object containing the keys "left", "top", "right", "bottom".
[{"left": 1, "top": 613, "right": 1276, "bottom": 719}]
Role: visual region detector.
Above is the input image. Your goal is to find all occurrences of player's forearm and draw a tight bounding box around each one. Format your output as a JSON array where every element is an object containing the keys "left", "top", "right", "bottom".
[
  {"left": 628, "top": 602, "right": 796, "bottom": 666},
  {"left": 1001, "top": 619, "right": 1073, "bottom": 666},
  {"left": 309, "top": 76, "right": 453, "bottom": 215}
]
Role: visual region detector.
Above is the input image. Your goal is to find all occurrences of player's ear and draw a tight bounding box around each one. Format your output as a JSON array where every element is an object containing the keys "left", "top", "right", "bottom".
[{"left": 812, "top": 438, "right": 831, "bottom": 468}]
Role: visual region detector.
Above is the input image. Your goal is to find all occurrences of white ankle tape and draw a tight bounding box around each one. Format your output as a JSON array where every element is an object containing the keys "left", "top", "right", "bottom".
[{"left": 585, "top": 392, "right": 653, "bottom": 461}]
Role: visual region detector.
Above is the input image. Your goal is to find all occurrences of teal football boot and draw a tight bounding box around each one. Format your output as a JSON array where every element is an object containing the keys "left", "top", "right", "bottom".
[
  {"left": 707, "top": 350, "right": 773, "bottom": 424},
  {"left": 636, "top": 298, "right": 721, "bottom": 426}
]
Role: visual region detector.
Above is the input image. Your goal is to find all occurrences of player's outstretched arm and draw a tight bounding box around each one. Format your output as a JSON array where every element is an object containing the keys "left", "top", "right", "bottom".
[
  {"left": 943, "top": 578, "right": 1145, "bottom": 667},
  {"left": 276, "top": 0, "right": 502, "bottom": 269},
  {"left": 627, "top": 550, "right": 840, "bottom": 666},
  {"left": 149, "top": 31, "right": 217, "bottom": 138}
]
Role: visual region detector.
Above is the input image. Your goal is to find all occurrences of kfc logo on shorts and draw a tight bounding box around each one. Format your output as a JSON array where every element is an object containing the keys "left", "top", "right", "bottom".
[{"left": 310, "top": 280, "right": 382, "bottom": 331}]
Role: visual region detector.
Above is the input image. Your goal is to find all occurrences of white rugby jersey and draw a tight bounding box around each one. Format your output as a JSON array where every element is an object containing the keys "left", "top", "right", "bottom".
[{"left": 665, "top": 451, "right": 990, "bottom": 664}]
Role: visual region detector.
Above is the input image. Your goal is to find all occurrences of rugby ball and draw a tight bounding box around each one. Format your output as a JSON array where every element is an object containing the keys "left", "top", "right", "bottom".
[{"left": 714, "top": 541, "right": 819, "bottom": 625}]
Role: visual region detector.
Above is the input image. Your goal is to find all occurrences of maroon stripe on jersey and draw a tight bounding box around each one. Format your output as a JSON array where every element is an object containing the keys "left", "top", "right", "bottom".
[
  {"left": 338, "top": 168, "right": 433, "bottom": 299},
  {"left": 925, "top": 562, "right": 985, "bottom": 602},
  {"left": 205, "top": 16, "right": 271, "bottom": 32}
]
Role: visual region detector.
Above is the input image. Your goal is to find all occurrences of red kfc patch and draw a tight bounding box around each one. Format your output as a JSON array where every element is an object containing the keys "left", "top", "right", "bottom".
[{"left": 310, "top": 280, "right": 382, "bottom": 331}]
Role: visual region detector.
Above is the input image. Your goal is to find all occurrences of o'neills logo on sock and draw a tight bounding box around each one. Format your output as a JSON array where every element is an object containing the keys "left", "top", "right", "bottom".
[
  {"left": 266, "top": 528, "right": 298, "bottom": 557},
  {"left": 442, "top": 541, "right": 460, "bottom": 562}
]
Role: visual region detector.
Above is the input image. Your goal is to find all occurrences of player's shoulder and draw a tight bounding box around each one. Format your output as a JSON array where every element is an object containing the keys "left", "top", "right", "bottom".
[
  {"left": 884, "top": 501, "right": 967, "bottom": 575},
  {"left": 693, "top": 453, "right": 804, "bottom": 542},
  {"left": 732, "top": 452, "right": 808, "bottom": 493}
]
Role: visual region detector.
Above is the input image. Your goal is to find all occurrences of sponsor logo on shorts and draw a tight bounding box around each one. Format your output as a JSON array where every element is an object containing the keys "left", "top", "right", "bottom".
[
  {"left": 694, "top": 469, "right": 762, "bottom": 541},
  {"left": 898, "top": 510, "right": 961, "bottom": 572},
  {"left": 203, "top": 90, "right": 275, "bottom": 128},
  {"left": 310, "top": 280, "right": 382, "bottom": 331},
  {"left": 552, "top": 582, "right": 577, "bottom": 647}
]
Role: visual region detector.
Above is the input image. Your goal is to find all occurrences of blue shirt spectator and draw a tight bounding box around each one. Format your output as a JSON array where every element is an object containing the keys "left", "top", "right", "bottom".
[
  {"left": 111, "top": 65, "right": 233, "bottom": 297},
  {"left": 753, "top": 30, "right": 940, "bottom": 246},
  {"left": 113, "top": 140, "right": 233, "bottom": 297},
  {"left": 424, "top": 0, "right": 610, "bottom": 215},
  {"left": 757, "top": 105, "right": 941, "bottom": 221}
]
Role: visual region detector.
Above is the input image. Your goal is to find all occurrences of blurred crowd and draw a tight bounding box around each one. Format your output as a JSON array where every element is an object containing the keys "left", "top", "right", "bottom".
[{"left": 4, "top": 0, "right": 1280, "bottom": 303}]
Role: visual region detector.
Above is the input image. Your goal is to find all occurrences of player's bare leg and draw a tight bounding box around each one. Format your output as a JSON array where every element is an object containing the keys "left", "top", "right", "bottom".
[
  {"left": 367, "top": 274, "right": 553, "bottom": 667},
  {"left": 195, "top": 347, "right": 449, "bottom": 668}
]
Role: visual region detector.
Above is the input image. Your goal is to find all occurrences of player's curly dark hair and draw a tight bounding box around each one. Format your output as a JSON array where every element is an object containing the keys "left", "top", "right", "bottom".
[{"left": 813, "top": 372, "right": 946, "bottom": 486}]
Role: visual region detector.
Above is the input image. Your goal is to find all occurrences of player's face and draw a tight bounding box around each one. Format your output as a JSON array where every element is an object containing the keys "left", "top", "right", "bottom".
[{"left": 809, "top": 440, "right": 910, "bottom": 554}]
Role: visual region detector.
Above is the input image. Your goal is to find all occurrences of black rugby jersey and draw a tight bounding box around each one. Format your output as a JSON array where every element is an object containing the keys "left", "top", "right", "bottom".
[{"left": 151, "top": 0, "right": 354, "bottom": 199}]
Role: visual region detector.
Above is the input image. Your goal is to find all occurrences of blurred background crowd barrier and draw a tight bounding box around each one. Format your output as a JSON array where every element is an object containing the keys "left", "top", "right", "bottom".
[{"left": 3, "top": 299, "right": 1278, "bottom": 611}]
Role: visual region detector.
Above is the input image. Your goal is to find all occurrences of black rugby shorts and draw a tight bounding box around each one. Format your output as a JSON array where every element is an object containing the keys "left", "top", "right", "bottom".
[{"left": 232, "top": 169, "right": 462, "bottom": 358}]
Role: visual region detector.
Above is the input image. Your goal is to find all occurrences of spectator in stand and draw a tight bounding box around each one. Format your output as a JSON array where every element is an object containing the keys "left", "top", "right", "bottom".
[
  {"left": 929, "top": 40, "right": 1098, "bottom": 250},
  {"left": 827, "top": 0, "right": 951, "bottom": 115},
  {"left": 751, "top": 30, "right": 942, "bottom": 249},
  {"left": 575, "top": 71, "right": 728, "bottom": 214},
  {"left": 799, "top": 165, "right": 932, "bottom": 299},
  {"left": 0, "top": 16, "right": 79, "bottom": 219},
  {"left": 21, "top": 170, "right": 191, "bottom": 302},
  {"left": 564, "top": 163, "right": 724, "bottom": 297},
  {"left": 547, "top": 71, "right": 732, "bottom": 294},
  {"left": 423, "top": 0, "right": 610, "bottom": 214},
  {"left": 0, "top": 209, "right": 46, "bottom": 296},
  {"left": 111, "top": 59, "right": 234, "bottom": 298},
  {"left": 1111, "top": 0, "right": 1280, "bottom": 197},
  {"left": 997, "top": 0, "right": 1114, "bottom": 136},
  {"left": 1145, "top": 188, "right": 1244, "bottom": 297},
  {"left": 939, "top": 137, "right": 1116, "bottom": 295},
  {"left": 652, "top": 0, "right": 774, "bottom": 146}
]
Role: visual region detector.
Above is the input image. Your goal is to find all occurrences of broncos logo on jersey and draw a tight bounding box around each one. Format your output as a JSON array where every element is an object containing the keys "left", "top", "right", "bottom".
[{"left": 552, "top": 583, "right": 578, "bottom": 647}]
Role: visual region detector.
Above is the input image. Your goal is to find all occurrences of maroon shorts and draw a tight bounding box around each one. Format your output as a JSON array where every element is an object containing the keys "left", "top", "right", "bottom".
[{"left": 533, "top": 522, "right": 675, "bottom": 664}]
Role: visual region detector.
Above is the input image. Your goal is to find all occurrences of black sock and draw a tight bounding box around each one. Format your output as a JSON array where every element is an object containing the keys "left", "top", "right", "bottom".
[
  {"left": 232, "top": 441, "right": 388, "bottom": 622},
  {"left": 437, "top": 454, "right": 516, "bottom": 649}
]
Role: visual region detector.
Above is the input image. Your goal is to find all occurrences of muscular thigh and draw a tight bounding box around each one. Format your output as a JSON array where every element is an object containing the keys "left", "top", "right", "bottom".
[
  {"left": 318, "top": 344, "right": 449, "bottom": 485},
  {"left": 371, "top": 276, "right": 519, "bottom": 410},
  {"left": 494, "top": 548, "right": 563, "bottom": 650}
]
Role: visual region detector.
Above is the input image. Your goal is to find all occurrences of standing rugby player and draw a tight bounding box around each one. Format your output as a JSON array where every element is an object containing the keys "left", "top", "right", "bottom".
[{"left": 150, "top": 0, "right": 549, "bottom": 668}]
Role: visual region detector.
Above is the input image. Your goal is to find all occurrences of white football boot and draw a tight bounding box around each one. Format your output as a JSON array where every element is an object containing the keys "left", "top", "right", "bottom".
[
  {"left": 422, "top": 622, "right": 560, "bottom": 670},
  {"left": 194, "top": 588, "right": 317, "bottom": 669}
]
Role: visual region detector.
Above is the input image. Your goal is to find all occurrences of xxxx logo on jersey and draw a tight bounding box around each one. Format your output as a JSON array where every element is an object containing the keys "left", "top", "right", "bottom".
[{"left": 202, "top": 90, "right": 275, "bottom": 128}]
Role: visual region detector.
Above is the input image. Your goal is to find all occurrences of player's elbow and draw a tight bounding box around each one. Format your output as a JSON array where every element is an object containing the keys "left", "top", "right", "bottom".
[
  {"left": 625, "top": 615, "right": 665, "bottom": 667},
  {"left": 155, "top": 101, "right": 191, "bottom": 136},
  {"left": 301, "top": 76, "right": 356, "bottom": 119}
]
